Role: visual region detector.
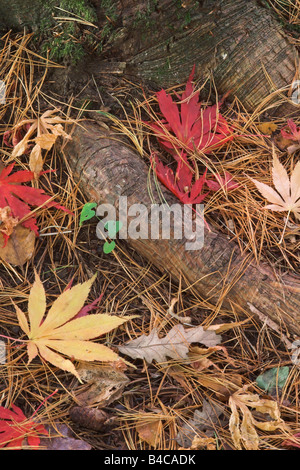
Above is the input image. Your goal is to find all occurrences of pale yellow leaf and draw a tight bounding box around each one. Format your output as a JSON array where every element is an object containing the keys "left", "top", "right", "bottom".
[
  {"left": 228, "top": 397, "right": 241, "bottom": 450},
  {"left": 250, "top": 152, "right": 300, "bottom": 221},
  {"left": 44, "top": 314, "right": 133, "bottom": 340},
  {"left": 29, "top": 143, "right": 43, "bottom": 176},
  {"left": 28, "top": 270, "right": 46, "bottom": 337},
  {"left": 35, "top": 133, "right": 57, "bottom": 150},
  {"left": 38, "top": 339, "right": 120, "bottom": 362},
  {"left": 291, "top": 160, "right": 300, "bottom": 206},
  {"left": 272, "top": 153, "right": 290, "bottom": 202},
  {"left": 14, "top": 304, "right": 30, "bottom": 336},
  {"left": 240, "top": 409, "right": 259, "bottom": 450},
  {"left": 37, "top": 274, "right": 97, "bottom": 336},
  {"left": 27, "top": 341, "right": 39, "bottom": 363},
  {"left": 17, "top": 273, "right": 132, "bottom": 380},
  {"left": 37, "top": 342, "right": 81, "bottom": 380}
]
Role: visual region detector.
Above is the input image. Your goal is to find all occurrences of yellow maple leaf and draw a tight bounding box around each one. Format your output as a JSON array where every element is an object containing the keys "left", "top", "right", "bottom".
[{"left": 15, "top": 271, "right": 133, "bottom": 380}]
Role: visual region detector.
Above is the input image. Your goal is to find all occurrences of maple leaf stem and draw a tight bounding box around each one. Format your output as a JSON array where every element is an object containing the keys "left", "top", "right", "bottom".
[
  {"left": 0, "top": 333, "right": 27, "bottom": 343},
  {"left": 30, "top": 389, "right": 58, "bottom": 418},
  {"left": 279, "top": 210, "right": 291, "bottom": 245}
]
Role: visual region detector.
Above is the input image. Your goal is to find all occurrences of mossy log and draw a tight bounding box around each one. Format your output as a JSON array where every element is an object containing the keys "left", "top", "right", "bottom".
[{"left": 1, "top": 0, "right": 299, "bottom": 111}]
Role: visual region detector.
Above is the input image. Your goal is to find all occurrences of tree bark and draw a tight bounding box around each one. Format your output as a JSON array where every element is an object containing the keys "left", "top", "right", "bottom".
[
  {"left": 1, "top": 0, "right": 298, "bottom": 111},
  {"left": 64, "top": 121, "right": 300, "bottom": 339}
]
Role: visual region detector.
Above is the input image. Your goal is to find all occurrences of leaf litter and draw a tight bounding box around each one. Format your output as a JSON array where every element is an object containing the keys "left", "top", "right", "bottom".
[{"left": 0, "top": 31, "right": 300, "bottom": 451}]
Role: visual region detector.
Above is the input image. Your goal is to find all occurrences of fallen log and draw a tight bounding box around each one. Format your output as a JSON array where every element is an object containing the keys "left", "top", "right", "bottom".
[
  {"left": 65, "top": 121, "right": 300, "bottom": 339},
  {"left": 3, "top": 0, "right": 298, "bottom": 113}
]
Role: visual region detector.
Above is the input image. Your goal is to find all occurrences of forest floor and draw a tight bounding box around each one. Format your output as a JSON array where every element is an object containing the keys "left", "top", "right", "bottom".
[{"left": 0, "top": 4, "right": 300, "bottom": 450}]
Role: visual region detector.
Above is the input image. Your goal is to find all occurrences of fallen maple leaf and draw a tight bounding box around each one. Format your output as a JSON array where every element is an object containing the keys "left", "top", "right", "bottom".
[
  {"left": 16, "top": 272, "right": 134, "bottom": 380},
  {"left": 282, "top": 433, "right": 300, "bottom": 449},
  {"left": 280, "top": 119, "right": 300, "bottom": 154},
  {"left": 229, "top": 389, "right": 287, "bottom": 450},
  {"left": 5, "top": 109, "right": 72, "bottom": 176},
  {"left": 250, "top": 152, "right": 300, "bottom": 222},
  {"left": 117, "top": 324, "right": 221, "bottom": 363},
  {"left": 153, "top": 154, "right": 209, "bottom": 205},
  {"left": 0, "top": 404, "right": 48, "bottom": 449},
  {"left": 153, "top": 154, "right": 238, "bottom": 205},
  {"left": 149, "top": 66, "right": 233, "bottom": 156},
  {"left": 0, "top": 163, "right": 73, "bottom": 241}
]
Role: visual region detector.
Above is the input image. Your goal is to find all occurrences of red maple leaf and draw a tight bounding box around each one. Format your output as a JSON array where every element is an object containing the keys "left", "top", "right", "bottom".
[
  {"left": 205, "top": 172, "right": 239, "bottom": 191},
  {"left": 149, "top": 65, "right": 233, "bottom": 156},
  {"left": 153, "top": 152, "right": 239, "bottom": 205},
  {"left": 153, "top": 153, "right": 209, "bottom": 205},
  {"left": 0, "top": 404, "right": 48, "bottom": 449},
  {"left": 281, "top": 119, "right": 300, "bottom": 141},
  {"left": 0, "top": 163, "right": 73, "bottom": 242}
]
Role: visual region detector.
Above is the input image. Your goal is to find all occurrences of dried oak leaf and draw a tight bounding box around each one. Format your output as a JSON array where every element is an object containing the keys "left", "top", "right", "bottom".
[
  {"left": 117, "top": 324, "right": 221, "bottom": 364},
  {"left": 16, "top": 271, "right": 135, "bottom": 380}
]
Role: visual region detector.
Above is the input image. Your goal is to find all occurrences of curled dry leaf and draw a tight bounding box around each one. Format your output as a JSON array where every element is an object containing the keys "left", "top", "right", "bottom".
[
  {"left": 190, "top": 436, "right": 216, "bottom": 450},
  {"left": 75, "top": 363, "right": 129, "bottom": 406},
  {"left": 229, "top": 389, "right": 288, "bottom": 450},
  {"left": 7, "top": 108, "right": 73, "bottom": 176},
  {"left": 16, "top": 271, "right": 135, "bottom": 380}
]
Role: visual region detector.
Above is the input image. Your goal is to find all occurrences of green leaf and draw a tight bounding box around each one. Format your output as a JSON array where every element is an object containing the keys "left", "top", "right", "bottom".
[
  {"left": 256, "top": 366, "right": 289, "bottom": 393},
  {"left": 103, "top": 240, "right": 116, "bottom": 254},
  {"left": 104, "top": 220, "right": 123, "bottom": 238},
  {"left": 79, "top": 203, "right": 97, "bottom": 226}
]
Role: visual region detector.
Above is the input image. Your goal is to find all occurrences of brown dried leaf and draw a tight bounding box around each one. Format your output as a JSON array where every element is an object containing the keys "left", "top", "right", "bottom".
[
  {"left": 176, "top": 399, "right": 224, "bottom": 448},
  {"left": 229, "top": 389, "right": 288, "bottom": 450},
  {"left": 257, "top": 122, "right": 278, "bottom": 135},
  {"left": 69, "top": 406, "right": 108, "bottom": 431},
  {"left": 136, "top": 415, "right": 162, "bottom": 448},
  {"left": 190, "top": 436, "right": 216, "bottom": 450},
  {"left": 75, "top": 363, "right": 129, "bottom": 407},
  {"left": 0, "top": 225, "right": 35, "bottom": 266},
  {"left": 118, "top": 324, "right": 221, "bottom": 363}
]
